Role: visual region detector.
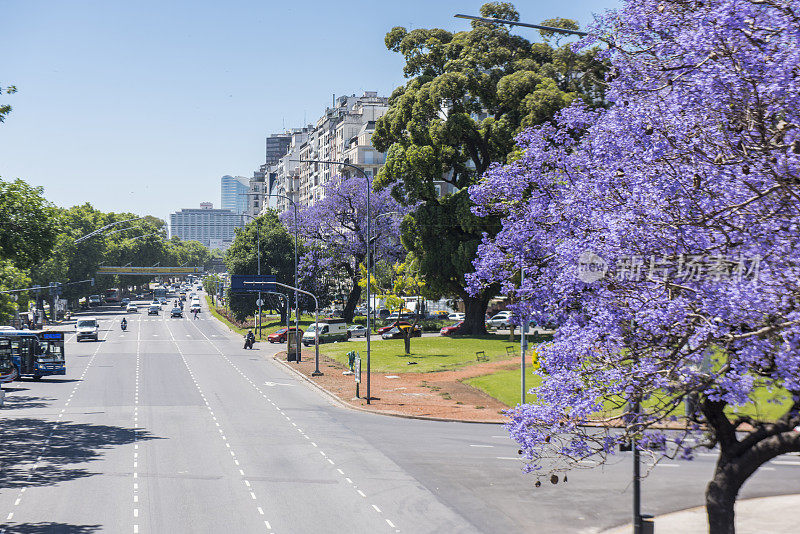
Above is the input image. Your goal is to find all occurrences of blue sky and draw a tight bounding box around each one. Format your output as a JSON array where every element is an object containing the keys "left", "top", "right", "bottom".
[{"left": 0, "top": 0, "right": 619, "bottom": 222}]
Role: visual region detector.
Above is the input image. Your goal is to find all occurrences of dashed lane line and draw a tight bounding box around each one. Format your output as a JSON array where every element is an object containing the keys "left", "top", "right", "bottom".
[
  {"left": 164, "top": 321, "right": 274, "bottom": 534},
  {"left": 185, "top": 318, "right": 401, "bottom": 533},
  {"left": 0, "top": 320, "right": 112, "bottom": 532}
]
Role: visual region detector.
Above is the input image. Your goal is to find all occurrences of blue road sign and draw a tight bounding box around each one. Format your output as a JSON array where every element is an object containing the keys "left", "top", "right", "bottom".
[{"left": 229, "top": 275, "right": 277, "bottom": 293}]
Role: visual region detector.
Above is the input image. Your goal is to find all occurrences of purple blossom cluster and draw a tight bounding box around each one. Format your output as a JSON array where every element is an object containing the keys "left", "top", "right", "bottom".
[
  {"left": 282, "top": 174, "right": 408, "bottom": 305},
  {"left": 468, "top": 0, "right": 800, "bottom": 471}
]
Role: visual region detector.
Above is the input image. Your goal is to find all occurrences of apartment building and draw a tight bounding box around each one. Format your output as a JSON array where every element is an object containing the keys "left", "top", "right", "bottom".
[{"left": 298, "top": 92, "right": 389, "bottom": 206}]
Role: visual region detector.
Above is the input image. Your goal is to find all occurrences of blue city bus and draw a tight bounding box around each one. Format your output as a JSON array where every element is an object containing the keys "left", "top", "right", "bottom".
[
  {"left": 0, "top": 330, "right": 66, "bottom": 380},
  {"left": 0, "top": 339, "right": 19, "bottom": 383}
]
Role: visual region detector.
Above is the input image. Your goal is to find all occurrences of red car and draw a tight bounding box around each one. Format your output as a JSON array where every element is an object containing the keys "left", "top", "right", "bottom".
[
  {"left": 376, "top": 320, "right": 412, "bottom": 336},
  {"left": 267, "top": 327, "right": 304, "bottom": 343},
  {"left": 440, "top": 321, "right": 464, "bottom": 336}
]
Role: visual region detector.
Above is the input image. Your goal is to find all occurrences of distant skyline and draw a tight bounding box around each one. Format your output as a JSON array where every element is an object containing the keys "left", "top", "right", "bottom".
[{"left": 0, "top": 0, "right": 619, "bottom": 223}]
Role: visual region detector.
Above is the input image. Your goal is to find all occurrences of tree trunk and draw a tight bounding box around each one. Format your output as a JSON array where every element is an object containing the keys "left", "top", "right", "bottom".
[
  {"left": 706, "top": 467, "right": 738, "bottom": 534},
  {"left": 461, "top": 292, "right": 489, "bottom": 335},
  {"left": 342, "top": 277, "right": 362, "bottom": 323}
]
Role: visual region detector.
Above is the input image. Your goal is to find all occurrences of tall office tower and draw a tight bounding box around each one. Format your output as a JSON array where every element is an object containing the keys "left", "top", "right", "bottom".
[
  {"left": 220, "top": 175, "right": 250, "bottom": 215},
  {"left": 265, "top": 133, "right": 292, "bottom": 166}
]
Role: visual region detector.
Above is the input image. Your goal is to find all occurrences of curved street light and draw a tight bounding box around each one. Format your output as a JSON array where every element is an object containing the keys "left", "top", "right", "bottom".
[
  {"left": 294, "top": 159, "right": 376, "bottom": 399},
  {"left": 240, "top": 208, "right": 299, "bottom": 342}
]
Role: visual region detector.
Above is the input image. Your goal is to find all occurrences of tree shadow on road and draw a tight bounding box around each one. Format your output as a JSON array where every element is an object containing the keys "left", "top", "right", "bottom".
[
  {"left": 1, "top": 395, "right": 52, "bottom": 410},
  {"left": 0, "top": 417, "right": 161, "bottom": 490},
  {"left": 0, "top": 522, "right": 101, "bottom": 533}
]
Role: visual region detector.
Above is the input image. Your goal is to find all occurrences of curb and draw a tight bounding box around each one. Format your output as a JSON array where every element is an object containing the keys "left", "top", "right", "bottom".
[{"left": 270, "top": 354, "right": 506, "bottom": 425}]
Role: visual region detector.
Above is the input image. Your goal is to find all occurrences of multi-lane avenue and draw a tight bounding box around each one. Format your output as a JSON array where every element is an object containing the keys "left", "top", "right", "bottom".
[{"left": 1, "top": 295, "right": 798, "bottom": 533}]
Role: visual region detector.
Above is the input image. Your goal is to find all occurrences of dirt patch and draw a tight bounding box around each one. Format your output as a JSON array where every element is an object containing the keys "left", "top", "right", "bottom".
[{"left": 275, "top": 349, "right": 515, "bottom": 423}]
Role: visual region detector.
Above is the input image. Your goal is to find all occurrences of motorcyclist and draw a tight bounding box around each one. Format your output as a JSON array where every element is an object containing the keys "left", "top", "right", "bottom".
[
  {"left": 244, "top": 330, "right": 255, "bottom": 349},
  {"left": 121, "top": 317, "right": 128, "bottom": 330}
]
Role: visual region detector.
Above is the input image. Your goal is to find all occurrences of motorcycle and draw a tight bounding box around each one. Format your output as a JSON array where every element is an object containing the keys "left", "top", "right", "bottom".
[
  {"left": 121, "top": 321, "right": 127, "bottom": 331},
  {"left": 244, "top": 333, "right": 255, "bottom": 350}
]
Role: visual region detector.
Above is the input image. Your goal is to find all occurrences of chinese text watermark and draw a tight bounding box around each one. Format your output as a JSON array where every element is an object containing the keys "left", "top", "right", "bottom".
[{"left": 577, "top": 252, "right": 761, "bottom": 284}]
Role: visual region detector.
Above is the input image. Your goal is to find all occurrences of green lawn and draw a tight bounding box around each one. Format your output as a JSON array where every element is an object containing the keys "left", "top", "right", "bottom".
[
  {"left": 321, "top": 335, "right": 524, "bottom": 373},
  {"left": 463, "top": 368, "right": 542, "bottom": 408},
  {"left": 463, "top": 367, "right": 793, "bottom": 422}
]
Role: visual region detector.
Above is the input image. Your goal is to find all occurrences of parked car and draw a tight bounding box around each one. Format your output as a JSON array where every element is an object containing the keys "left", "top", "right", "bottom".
[
  {"left": 267, "top": 327, "right": 303, "bottom": 343},
  {"left": 448, "top": 312, "right": 465, "bottom": 321},
  {"left": 427, "top": 311, "right": 450, "bottom": 320},
  {"left": 486, "top": 311, "right": 513, "bottom": 328},
  {"left": 170, "top": 307, "right": 183, "bottom": 318},
  {"left": 376, "top": 320, "right": 412, "bottom": 336},
  {"left": 302, "top": 320, "right": 348, "bottom": 346},
  {"left": 381, "top": 324, "right": 422, "bottom": 340},
  {"left": 347, "top": 324, "right": 367, "bottom": 338},
  {"left": 386, "top": 312, "right": 416, "bottom": 322},
  {"left": 440, "top": 321, "right": 464, "bottom": 336},
  {"left": 148, "top": 305, "right": 160, "bottom": 315},
  {"left": 75, "top": 317, "right": 99, "bottom": 342},
  {"left": 126, "top": 304, "right": 138, "bottom": 313}
]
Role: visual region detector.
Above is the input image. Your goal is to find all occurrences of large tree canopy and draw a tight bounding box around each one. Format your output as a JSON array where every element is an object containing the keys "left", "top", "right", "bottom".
[
  {"left": 372, "top": 1, "right": 605, "bottom": 334},
  {"left": 0, "top": 178, "right": 60, "bottom": 270},
  {"left": 225, "top": 211, "right": 297, "bottom": 322},
  {"left": 283, "top": 174, "right": 407, "bottom": 322},
  {"left": 469, "top": 0, "right": 800, "bottom": 532}
]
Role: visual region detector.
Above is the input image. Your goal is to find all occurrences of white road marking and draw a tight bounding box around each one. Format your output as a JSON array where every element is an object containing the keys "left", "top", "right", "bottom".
[
  {"left": 184, "top": 317, "right": 397, "bottom": 531},
  {"left": 469, "top": 444, "right": 493, "bottom": 448}
]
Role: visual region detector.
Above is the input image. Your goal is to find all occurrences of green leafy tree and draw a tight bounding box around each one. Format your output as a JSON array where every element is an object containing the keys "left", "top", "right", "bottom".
[
  {"left": 0, "top": 84, "right": 17, "bottom": 123},
  {"left": 0, "top": 259, "right": 30, "bottom": 324},
  {"left": 224, "top": 211, "right": 297, "bottom": 322},
  {"left": 0, "top": 178, "right": 60, "bottom": 270},
  {"left": 372, "top": 2, "right": 606, "bottom": 334},
  {"left": 390, "top": 255, "right": 426, "bottom": 354}
]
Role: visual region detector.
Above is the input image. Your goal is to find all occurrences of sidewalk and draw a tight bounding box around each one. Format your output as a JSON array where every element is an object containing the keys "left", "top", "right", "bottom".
[
  {"left": 600, "top": 494, "right": 800, "bottom": 534},
  {"left": 273, "top": 347, "right": 513, "bottom": 423}
]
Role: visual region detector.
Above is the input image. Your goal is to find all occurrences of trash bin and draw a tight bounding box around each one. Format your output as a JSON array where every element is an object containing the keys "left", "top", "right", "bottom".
[
  {"left": 287, "top": 331, "right": 300, "bottom": 362},
  {"left": 641, "top": 514, "right": 654, "bottom": 534}
]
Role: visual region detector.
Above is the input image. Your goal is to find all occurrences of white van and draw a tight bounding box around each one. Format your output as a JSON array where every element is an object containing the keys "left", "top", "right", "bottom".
[
  {"left": 75, "top": 317, "right": 99, "bottom": 342},
  {"left": 302, "top": 319, "right": 348, "bottom": 346}
]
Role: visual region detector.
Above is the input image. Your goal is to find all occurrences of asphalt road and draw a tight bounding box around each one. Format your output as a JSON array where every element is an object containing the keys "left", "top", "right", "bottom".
[{"left": 0, "top": 296, "right": 798, "bottom": 533}]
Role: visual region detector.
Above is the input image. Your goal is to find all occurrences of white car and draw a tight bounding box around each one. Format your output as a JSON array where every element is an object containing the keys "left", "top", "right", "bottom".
[
  {"left": 75, "top": 317, "right": 99, "bottom": 342},
  {"left": 347, "top": 324, "right": 367, "bottom": 338},
  {"left": 126, "top": 304, "right": 138, "bottom": 313},
  {"left": 486, "top": 311, "right": 513, "bottom": 328},
  {"left": 448, "top": 312, "right": 465, "bottom": 321}
]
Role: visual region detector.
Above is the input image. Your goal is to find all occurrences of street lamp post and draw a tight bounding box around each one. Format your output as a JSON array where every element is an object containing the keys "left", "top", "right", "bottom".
[
  {"left": 240, "top": 214, "right": 264, "bottom": 339},
  {"left": 243, "top": 195, "right": 300, "bottom": 348},
  {"left": 74, "top": 217, "right": 143, "bottom": 244},
  {"left": 295, "top": 159, "right": 375, "bottom": 400}
]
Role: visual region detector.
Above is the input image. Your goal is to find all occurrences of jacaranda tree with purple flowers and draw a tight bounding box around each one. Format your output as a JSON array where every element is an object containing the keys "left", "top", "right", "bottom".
[
  {"left": 282, "top": 174, "right": 408, "bottom": 322},
  {"left": 468, "top": 1, "right": 800, "bottom": 532}
]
